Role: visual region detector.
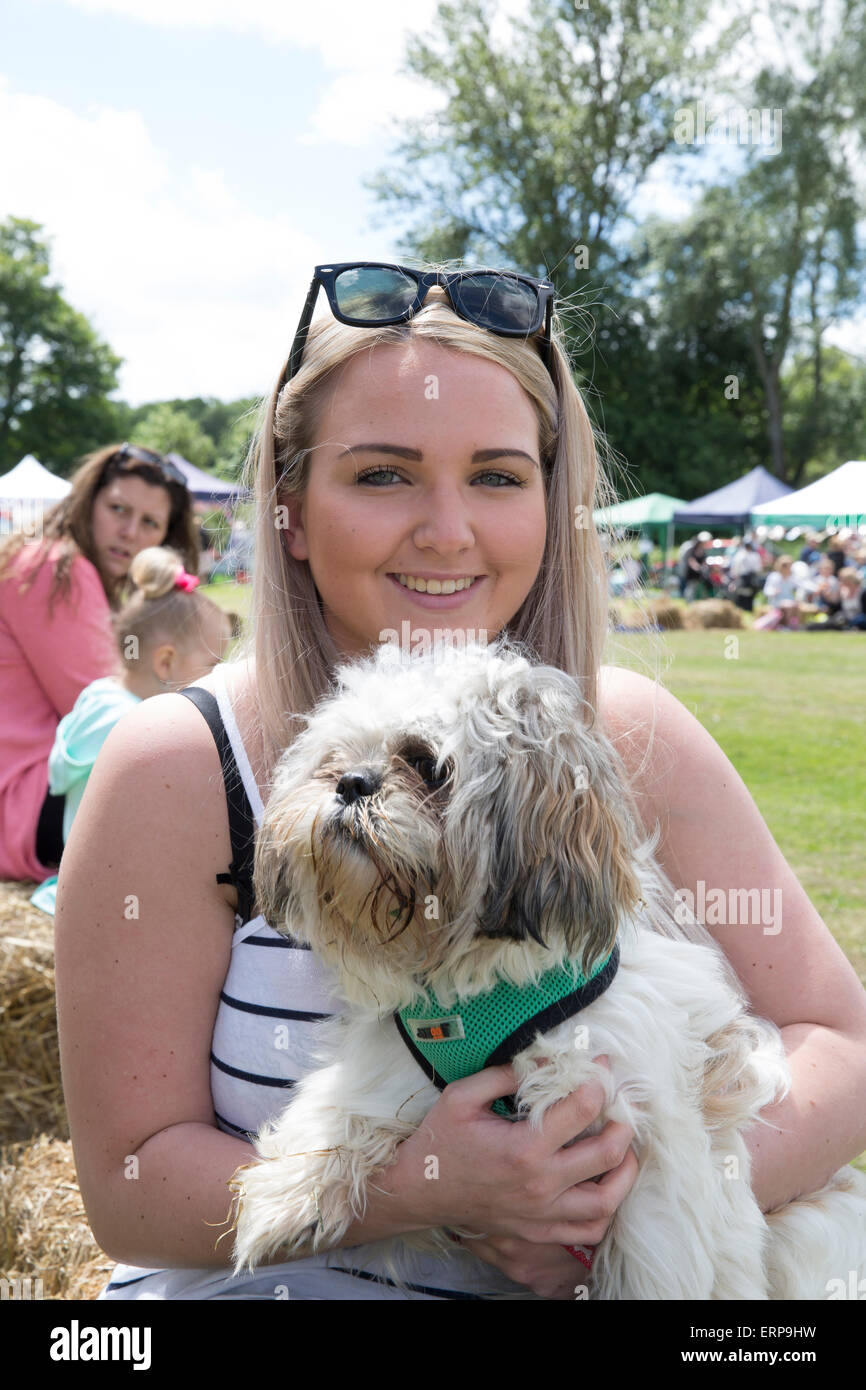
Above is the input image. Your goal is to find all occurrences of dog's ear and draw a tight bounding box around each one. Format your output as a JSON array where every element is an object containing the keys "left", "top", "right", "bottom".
[
  {"left": 476, "top": 676, "right": 642, "bottom": 969},
  {"left": 253, "top": 817, "right": 303, "bottom": 941}
]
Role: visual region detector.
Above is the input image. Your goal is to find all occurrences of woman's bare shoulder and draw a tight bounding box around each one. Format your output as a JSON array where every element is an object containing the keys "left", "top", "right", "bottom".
[
  {"left": 597, "top": 663, "right": 678, "bottom": 772},
  {"left": 596, "top": 662, "right": 715, "bottom": 837},
  {"left": 67, "top": 684, "right": 239, "bottom": 911}
]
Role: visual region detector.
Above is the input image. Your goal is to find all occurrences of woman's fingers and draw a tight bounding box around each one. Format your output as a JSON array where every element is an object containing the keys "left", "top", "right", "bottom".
[
  {"left": 555, "top": 1118, "right": 636, "bottom": 1188},
  {"left": 540, "top": 1145, "right": 640, "bottom": 1246}
]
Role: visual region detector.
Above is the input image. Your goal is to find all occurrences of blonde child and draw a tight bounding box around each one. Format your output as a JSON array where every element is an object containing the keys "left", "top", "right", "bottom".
[{"left": 30, "top": 547, "right": 232, "bottom": 914}]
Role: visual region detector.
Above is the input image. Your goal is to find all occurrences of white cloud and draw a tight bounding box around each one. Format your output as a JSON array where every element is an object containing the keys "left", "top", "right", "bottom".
[
  {"left": 57, "top": 0, "right": 438, "bottom": 66},
  {"left": 0, "top": 80, "right": 321, "bottom": 403},
  {"left": 53, "top": 0, "right": 522, "bottom": 148}
]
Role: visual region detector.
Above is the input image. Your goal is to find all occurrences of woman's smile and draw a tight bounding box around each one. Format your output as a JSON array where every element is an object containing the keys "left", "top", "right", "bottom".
[{"left": 385, "top": 572, "right": 487, "bottom": 608}]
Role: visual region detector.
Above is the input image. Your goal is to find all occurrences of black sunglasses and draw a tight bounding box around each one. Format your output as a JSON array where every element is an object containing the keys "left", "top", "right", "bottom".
[
  {"left": 112, "top": 443, "right": 188, "bottom": 488},
  {"left": 278, "top": 262, "right": 556, "bottom": 393}
]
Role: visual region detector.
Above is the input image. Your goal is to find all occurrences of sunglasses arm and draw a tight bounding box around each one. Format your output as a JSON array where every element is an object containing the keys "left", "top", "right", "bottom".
[{"left": 279, "top": 276, "right": 323, "bottom": 393}]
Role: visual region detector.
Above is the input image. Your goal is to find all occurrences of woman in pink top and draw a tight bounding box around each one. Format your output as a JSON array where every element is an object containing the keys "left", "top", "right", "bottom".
[{"left": 0, "top": 442, "right": 199, "bottom": 881}]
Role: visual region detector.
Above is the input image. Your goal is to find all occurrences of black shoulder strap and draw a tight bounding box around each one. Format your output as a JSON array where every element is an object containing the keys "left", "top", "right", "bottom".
[{"left": 178, "top": 685, "right": 257, "bottom": 923}]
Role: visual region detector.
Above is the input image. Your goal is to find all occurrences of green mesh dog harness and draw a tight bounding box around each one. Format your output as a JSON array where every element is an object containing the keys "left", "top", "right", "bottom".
[{"left": 394, "top": 943, "right": 620, "bottom": 1118}]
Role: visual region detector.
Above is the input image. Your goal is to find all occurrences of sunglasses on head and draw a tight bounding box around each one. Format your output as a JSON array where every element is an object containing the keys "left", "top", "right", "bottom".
[
  {"left": 112, "top": 443, "right": 188, "bottom": 488},
  {"left": 278, "top": 261, "right": 556, "bottom": 393}
]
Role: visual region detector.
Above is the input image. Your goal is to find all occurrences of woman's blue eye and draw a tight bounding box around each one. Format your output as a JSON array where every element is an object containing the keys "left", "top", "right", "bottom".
[{"left": 355, "top": 468, "right": 524, "bottom": 487}]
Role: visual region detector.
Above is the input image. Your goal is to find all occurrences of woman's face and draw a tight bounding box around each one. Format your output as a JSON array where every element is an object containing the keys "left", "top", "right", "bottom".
[
  {"left": 91, "top": 474, "right": 173, "bottom": 584},
  {"left": 282, "top": 342, "right": 549, "bottom": 658}
]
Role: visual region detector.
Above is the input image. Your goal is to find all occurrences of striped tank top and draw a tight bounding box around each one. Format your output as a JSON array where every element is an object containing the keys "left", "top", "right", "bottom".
[{"left": 99, "top": 661, "right": 526, "bottom": 1301}]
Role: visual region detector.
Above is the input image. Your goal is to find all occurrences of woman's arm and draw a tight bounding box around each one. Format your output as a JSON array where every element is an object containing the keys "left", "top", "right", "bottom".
[
  {"left": 600, "top": 665, "right": 866, "bottom": 1212},
  {"left": 55, "top": 692, "right": 632, "bottom": 1272},
  {"left": 7, "top": 551, "right": 118, "bottom": 716}
]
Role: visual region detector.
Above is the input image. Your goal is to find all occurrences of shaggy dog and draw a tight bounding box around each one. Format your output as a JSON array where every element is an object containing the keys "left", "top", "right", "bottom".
[{"left": 229, "top": 637, "right": 866, "bottom": 1299}]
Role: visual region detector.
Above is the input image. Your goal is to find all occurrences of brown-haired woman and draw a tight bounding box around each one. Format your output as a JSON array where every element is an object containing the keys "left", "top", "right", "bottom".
[{"left": 0, "top": 443, "right": 198, "bottom": 881}]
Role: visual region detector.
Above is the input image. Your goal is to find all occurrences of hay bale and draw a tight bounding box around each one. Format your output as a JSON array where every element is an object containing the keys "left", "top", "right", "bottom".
[
  {"left": 645, "top": 598, "right": 684, "bottom": 630},
  {"left": 682, "top": 599, "right": 743, "bottom": 629},
  {"left": 0, "top": 901, "right": 65, "bottom": 1145},
  {"left": 0, "top": 885, "right": 109, "bottom": 1298},
  {"left": 609, "top": 597, "right": 684, "bottom": 630},
  {"left": 0, "top": 1133, "right": 112, "bottom": 1299}
]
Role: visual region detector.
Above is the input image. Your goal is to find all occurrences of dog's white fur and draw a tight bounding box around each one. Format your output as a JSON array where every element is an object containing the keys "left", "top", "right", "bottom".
[{"left": 230, "top": 636, "right": 866, "bottom": 1299}]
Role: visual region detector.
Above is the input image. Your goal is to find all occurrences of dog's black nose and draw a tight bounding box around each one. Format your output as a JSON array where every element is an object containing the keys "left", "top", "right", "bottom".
[{"left": 336, "top": 769, "right": 381, "bottom": 804}]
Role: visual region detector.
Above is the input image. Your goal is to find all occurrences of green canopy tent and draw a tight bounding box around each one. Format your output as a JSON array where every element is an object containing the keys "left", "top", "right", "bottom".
[{"left": 593, "top": 492, "right": 687, "bottom": 568}]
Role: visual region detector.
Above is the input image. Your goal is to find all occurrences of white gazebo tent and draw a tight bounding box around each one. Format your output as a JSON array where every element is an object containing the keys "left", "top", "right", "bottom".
[
  {"left": 750, "top": 460, "right": 866, "bottom": 531},
  {"left": 0, "top": 455, "right": 71, "bottom": 536}
]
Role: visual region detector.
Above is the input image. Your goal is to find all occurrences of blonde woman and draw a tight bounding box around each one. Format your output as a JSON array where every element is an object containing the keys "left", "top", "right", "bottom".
[{"left": 55, "top": 263, "right": 866, "bottom": 1300}]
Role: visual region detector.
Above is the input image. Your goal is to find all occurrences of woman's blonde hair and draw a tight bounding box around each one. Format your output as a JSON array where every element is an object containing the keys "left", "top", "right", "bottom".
[
  {"left": 0, "top": 444, "right": 199, "bottom": 613},
  {"left": 233, "top": 279, "right": 622, "bottom": 783},
  {"left": 114, "top": 546, "right": 221, "bottom": 668}
]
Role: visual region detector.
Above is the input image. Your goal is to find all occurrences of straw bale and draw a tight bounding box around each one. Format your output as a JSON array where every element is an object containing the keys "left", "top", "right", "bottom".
[
  {"left": 0, "top": 1133, "right": 111, "bottom": 1300},
  {"left": 682, "top": 598, "right": 744, "bottom": 629},
  {"left": 0, "top": 885, "right": 65, "bottom": 1145}
]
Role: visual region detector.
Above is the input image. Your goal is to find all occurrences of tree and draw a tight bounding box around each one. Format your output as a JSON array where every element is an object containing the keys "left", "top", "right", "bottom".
[
  {"left": 367, "top": 0, "right": 746, "bottom": 280},
  {"left": 782, "top": 346, "right": 866, "bottom": 479},
  {"left": 125, "top": 394, "right": 259, "bottom": 481},
  {"left": 0, "top": 218, "right": 122, "bottom": 474},
  {"left": 133, "top": 402, "right": 216, "bottom": 470},
  {"left": 642, "top": 2, "right": 866, "bottom": 484}
]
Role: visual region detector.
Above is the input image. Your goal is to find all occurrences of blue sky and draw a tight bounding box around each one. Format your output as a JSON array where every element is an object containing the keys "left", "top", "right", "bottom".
[{"left": 0, "top": 0, "right": 449, "bottom": 402}]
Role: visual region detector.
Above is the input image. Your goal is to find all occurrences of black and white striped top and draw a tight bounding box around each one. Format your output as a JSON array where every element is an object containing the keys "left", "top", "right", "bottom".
[{"left": 99, "top": 661, "right": 525, "bottom": 1301}]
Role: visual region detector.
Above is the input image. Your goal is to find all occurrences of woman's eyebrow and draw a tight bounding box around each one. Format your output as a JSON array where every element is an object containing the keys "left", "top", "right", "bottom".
[{"left": 336, "top": 444, "right": 539, "bottom": 467}]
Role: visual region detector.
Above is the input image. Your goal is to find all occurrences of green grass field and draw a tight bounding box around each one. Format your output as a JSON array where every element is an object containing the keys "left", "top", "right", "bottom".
[
  {"left": 608, "top": 628, "right": 866, "bottom": 984},
  {"left": 204, "top": 581, "right": 864, "bottom": 981}
]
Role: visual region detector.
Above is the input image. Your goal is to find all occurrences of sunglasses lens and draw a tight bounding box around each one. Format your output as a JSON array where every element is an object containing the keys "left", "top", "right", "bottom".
[
  {"left": 455, "top": 274, "right": 540, "bottom": 332},
  {"left": 333, "top": 266, "right": 418, "bottom": 322}
]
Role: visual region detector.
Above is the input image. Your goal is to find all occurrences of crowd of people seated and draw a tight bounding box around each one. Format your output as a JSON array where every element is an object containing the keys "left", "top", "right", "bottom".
[{"left": 616, "top": 527, "right": 866, "bottom": 630}]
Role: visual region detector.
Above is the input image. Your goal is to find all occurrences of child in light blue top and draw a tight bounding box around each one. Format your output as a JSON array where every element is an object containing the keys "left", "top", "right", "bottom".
[{"left": 31, "top": 546, "right": 233, "bottom": 914}]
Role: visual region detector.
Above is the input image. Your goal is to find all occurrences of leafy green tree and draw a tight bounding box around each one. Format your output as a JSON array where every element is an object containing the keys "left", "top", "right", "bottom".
[
  {"left": 0, "top": 217, "right": 122, "bottom": 474},
  {"left": 642, "top": 3, "right": 865, "bottom": 484},
  {"left": 782, "top": 346, "right": 866, "bottom": 479},
  {"left": 125, "top": 394, "right": 258, "bottom": 481},
  {"left": 133, "top": 402, "right": 216, "bottom": 470},
  {"left": 213, "top": 404, "right": 258, "bottom": 481},
  {"left": 367, "top": 0, "right": 746, "bottom": 279}
]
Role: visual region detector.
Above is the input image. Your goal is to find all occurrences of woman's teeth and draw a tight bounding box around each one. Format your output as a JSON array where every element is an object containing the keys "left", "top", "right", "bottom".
[{"left": 393, "top": 574, "right": 477, "bottom": 594}]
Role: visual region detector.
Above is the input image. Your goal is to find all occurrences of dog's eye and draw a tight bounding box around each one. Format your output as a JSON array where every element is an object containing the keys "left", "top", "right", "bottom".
[
  {"left": 397, "top": 744, "right": 450, "bottom": 790},
  {"left": 415, "top": 757, "right": 443, "bottom": 787}
]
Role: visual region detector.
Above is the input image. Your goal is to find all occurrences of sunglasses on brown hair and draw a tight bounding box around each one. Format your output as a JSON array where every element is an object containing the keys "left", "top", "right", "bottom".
[{"left": 112, "top": 443, "right": 188, "bottom": 488}]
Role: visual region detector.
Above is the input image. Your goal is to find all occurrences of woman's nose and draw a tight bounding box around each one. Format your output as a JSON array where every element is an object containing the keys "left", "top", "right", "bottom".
[{"left": 413, "top": 488, "right": 476, "bottom": 547}]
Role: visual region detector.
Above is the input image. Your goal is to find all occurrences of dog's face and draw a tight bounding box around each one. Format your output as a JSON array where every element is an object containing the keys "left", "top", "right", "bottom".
[{"left": 254, "top": 638, "right": 643, "bottom": 1003}]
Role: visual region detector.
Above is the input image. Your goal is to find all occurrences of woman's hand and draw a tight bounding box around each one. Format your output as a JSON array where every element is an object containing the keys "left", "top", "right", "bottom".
[
  {"left": 453, "top": 1234, "right": 603, "bottom": 1300},
  {"left": 376, "top": 1056, "right": 638, "bottom": 1295}
]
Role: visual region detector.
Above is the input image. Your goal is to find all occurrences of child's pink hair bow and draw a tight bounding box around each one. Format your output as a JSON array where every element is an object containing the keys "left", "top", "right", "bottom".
[{"left": 174, "top": 569, "right": 201, "bottom": 592}]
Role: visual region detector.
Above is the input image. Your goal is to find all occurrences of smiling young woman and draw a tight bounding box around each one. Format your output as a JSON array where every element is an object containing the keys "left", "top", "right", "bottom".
[
  {"left": 53, "top": 265, "right": 866, "bottom": 1301},
  {"left": 0, "top": 443, "right": 198, "bottom": 880}
]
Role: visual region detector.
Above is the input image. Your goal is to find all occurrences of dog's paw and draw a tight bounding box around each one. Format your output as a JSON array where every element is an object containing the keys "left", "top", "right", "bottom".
[{"left": 229, "top": 1157, "right": 321, "bottom": 1274}]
